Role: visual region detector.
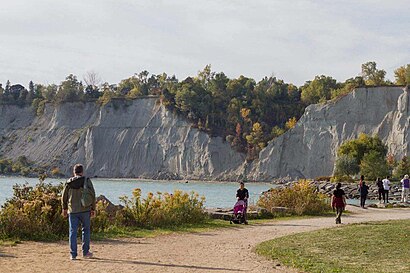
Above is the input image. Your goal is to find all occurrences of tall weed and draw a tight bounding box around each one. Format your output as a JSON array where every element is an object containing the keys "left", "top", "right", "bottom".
[{"left": 258, "top": 180, "right": 330, "bottom": 216}]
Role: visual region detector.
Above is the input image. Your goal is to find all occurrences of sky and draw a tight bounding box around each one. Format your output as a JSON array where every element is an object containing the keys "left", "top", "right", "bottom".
[{"left": 0, "top": 0, "right": 409, "bottom": 87}]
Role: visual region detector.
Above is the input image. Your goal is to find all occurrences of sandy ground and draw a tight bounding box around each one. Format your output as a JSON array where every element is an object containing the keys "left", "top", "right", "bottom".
[{"left": 1, "top": 205, "right": 410, "bottom": 273}]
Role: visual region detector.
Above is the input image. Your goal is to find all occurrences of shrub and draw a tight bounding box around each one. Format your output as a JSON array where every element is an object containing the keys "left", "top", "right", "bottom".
[
  {"left": 50, "top": 167, "right": 62, "bottom": 177},
  {"left": 0, "top": 182, "right": 207, "bottom": 241},
  {"left": 116, "top": 189, "right": 207, "bottom": 228},
  {"left": 331, "top": 175, "right": 355, "bottom": 183},
  {"left": 314, "top": 176, "right": 332, "bottom": 182},
  {"left": 0, "top": 182, "right": 67, "bottom": 240},
  {"left": 257, "top": 180, "right": 330, "bottom": 216}
]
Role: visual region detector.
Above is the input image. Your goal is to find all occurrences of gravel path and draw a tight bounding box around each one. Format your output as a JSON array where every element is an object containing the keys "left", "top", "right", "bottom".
[{"left": 1, "top": 206, "right": 410, "bottom": 273}]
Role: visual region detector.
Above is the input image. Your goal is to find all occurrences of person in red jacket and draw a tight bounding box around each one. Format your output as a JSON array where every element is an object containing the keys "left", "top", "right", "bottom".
[{"left": 332, "top": 183, "right": 346, "bottom": 224}]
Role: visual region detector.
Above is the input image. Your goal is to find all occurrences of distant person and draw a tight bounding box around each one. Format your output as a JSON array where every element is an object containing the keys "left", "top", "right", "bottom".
[
  {"left": 376, "top": 177, "right": 385, "bottom": 204},
  {"left": 359, "top": 180, "right": 369, "bottom": 208},
  {"left": 62, "top": 164, "right": 96, "bottom": 260},
  {"left": 359, "top": 175, "right": 365, "bottom": 187},
  {"left": 331, "top": 183, "right": 346, "bottom": 224},
  {"left": 382, "top": 176, "right": 391, "bottom": 203},
  {"left": 401, "top": 174, "right": 410, "bottom": 203},
  {"left": 236, "top": 182, "right": 249, "bottom": 224}
]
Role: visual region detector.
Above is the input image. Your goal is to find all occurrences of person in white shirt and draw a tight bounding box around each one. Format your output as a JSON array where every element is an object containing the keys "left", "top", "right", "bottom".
[
  {"left": 382, "top": 176, "right": 391, "bottom": 203},
  {"left": 401, "top": 174, "right": 410, "bottom": 203}
]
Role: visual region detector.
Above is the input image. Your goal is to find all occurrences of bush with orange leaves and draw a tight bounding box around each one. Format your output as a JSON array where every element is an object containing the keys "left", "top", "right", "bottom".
[{"left": 258, "top": 180, "right": 330, "bottom": 216}]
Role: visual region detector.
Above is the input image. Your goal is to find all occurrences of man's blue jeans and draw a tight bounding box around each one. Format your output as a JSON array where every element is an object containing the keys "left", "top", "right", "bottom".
[{"left": 69, "top": 211, "right": 91, "bottom": 258}]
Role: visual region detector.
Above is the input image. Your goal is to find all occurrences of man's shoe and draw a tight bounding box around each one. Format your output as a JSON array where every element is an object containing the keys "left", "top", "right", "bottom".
[
  {"left": 70, "top": 256, "right": 76, "bottom": 261},
  {"left": 83, "top": 252, "right": 93, "bottom": 259}
]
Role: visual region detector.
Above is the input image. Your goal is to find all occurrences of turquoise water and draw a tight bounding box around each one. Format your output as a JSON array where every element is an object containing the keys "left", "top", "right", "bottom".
[{"left": 0, "top": 176, "right": 274, "bottom": 208}]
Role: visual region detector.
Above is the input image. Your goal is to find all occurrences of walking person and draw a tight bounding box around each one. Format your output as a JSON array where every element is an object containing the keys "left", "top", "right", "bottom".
[
  {"left": 359, "top": 180, "right": 369, "bottom": 208},
  {"left": 62, "top": 164, "right": 96, "bottom": 260},
  {"left": 382, "top": 176, "right": 391, "bottom": 203},
  {"left": 332, "top": 183, "right": 346, "bottom": 224},
  {"left": 376, "top": 177, "right": 385, "bottom": 204},
  {"left": 401, "top": 174, "right": 410, "bottom": 203},
  {"left": 236, "top": 182, "right": 249, "bottom": 225}
]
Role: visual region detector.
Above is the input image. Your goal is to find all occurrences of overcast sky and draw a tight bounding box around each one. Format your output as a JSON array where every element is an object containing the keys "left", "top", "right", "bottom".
[{"left": 0, "top": 0, "right": 409, "bottom": 87}]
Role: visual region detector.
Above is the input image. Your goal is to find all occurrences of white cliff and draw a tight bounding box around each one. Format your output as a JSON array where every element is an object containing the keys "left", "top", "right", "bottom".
[
  {"left": 0, "top": 98, "right": 245, "bottom": 179},
  {"left": 248, "top": 86, "right": 409, "bottom": 180},
  {"left": 1, "top": 86, "right": 409, "bottom": 181}
]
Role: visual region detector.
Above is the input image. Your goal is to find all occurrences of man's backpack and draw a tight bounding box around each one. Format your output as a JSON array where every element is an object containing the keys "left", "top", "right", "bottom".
[{"left": 81, "top": 177, "right": 94, "bottom": 208}]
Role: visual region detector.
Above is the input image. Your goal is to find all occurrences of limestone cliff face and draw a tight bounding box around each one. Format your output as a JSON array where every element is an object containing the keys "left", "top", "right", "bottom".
[
  {"left": 1, "top": 86, "right": 408, "bottom": 180},
  {"left": 0, "top": 98, "right": 245, "bottom": 179},
  {"left": 247, "top": 86, "right": 409, "bottom": 181}
]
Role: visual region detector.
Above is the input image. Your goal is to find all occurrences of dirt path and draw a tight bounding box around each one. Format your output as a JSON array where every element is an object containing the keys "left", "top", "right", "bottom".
[{"left": 2, "top": 206, "right": 410, "bottom": 273}]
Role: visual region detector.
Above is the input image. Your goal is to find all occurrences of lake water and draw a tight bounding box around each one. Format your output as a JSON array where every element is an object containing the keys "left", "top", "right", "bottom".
[{"left": 0, "top": 176, "right": 274, "bottom": 208}]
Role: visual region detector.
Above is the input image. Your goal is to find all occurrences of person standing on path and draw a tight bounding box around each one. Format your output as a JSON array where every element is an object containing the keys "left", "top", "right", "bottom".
[
  {"left": 359, "top": 180, "right": 369, "bottom": 208},
  {"left": 331, "top": 183, "right": 346, "bottom": 224},
  {"left": 62, "top": 164, "right": 96, "bottom": 260},
  {"left": 376, "top": 177, "right": 385, "bottom": 204},
  {"left": 236, "top": 182, "right": 249, "bottom": 224},
  {"left": 382, "top": 176, "right": 391, "bottom": 203},
  {"left": 401, "top": 174, "right": 410, "bottom": 203}
]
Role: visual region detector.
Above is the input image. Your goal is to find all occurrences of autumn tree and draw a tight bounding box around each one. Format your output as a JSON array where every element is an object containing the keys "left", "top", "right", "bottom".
[
  {"left": 361, "top": 61, "right": 386, "bottom": 86},
  {"left": 394, "top": 64, "right": 410, "bottom": 85}
]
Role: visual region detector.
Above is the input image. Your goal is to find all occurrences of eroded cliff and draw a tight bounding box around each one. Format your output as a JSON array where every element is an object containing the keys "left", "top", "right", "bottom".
[
  {"left": 0, "top": 98, "right": 245, "bottom": 179},
  {"left": 248, "top": 86, "right": 409, "bottom": 180}
]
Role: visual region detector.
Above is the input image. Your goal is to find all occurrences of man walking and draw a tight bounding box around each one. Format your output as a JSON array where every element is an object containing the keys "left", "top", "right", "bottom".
[
  {"left": 401, "top": 174, "right": 410, "bottom": 203},
  {"left": 62, "top": 164, "right": 96, "bottom": 260}
]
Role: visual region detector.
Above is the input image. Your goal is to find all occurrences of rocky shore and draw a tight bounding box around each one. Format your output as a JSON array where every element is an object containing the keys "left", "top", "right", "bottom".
[{"left": 277, "top": 180, "right": 405, "bottom": 201}]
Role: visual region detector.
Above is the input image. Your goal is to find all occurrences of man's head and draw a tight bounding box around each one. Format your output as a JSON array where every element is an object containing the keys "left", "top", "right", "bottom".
[
  {"left": 73, "top": 164, "right": 83, "bottom": 176},
  {"left": 240, "top": 182, "right": 244, "bottom": 189}
]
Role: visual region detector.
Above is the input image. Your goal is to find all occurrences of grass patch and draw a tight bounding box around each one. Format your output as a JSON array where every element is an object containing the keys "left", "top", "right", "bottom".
[
  {"left": 0, "top": 240, "right": 20, "bottom": 247},
  {"left": 256, "top": 219, "right": 410, "bottom": 273}
]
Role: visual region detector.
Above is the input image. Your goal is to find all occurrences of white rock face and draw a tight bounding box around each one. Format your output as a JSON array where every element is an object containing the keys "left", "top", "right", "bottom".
[
  {"left": 0, "top": 98, "right": 245, "bottom": 179},
  {"left": 247, "top": 86, "right": 409, "bottom": 180},
  {"left": 1, "top": 86, "right": 408, "bottom": 180}
]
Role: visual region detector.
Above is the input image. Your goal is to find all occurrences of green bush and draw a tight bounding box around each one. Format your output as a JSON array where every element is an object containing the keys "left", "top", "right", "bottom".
[
  {"left": 0, "top": 182, "right": 67, "bottom": 240},
  {"left": 360, "top": 151, "right": 389, "bottom": 180},
  {"left": 116, "top": 189, "right": 207, "bottom": 228},
  {"left": 258, "top": 180, "right": 330, "bottom": 216}
]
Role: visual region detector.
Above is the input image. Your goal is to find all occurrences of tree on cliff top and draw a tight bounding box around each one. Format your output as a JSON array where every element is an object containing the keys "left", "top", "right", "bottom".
[
  {"left": 394, "top": 64, "right": 410, "bottom": 85},
  {"left": 300, "top": 75, "right": 340, "bottom": 104},
  {"left": 55, "top": 74, "right": 84, "bottom": 103},
  {"left": 361, "top": 61, "right": 386, "bottom": 86}
]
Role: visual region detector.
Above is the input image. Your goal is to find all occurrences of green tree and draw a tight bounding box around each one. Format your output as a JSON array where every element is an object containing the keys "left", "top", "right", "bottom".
[
  {"left": 301, "top": 75, "right": 340, "bottom": 104},
  {"left": 55, "top": 74, "right": 83, "bottom": 103},
  {"left": 394, "top": 156, "right": 410, "bottom": 179},
  {"left": 334, "top": 155, "right": 360, "bottom": 176},
  {"left": 360, "top": 151, "right": 389, "bottom": 180},
  {"left": 337, "top": 133, "right": 387, "bottom": 165},
  {"left": 361, "top": 61, "right": 386, "bottom": 86}
]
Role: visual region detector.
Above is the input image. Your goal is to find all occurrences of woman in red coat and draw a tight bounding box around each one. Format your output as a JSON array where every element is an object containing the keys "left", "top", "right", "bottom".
[{"left": 332, "top": 183, "right": 346, "bottom": 224}]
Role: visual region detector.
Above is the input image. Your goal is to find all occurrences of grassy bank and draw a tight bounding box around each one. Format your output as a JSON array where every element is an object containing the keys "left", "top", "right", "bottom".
[{"left": 256, "top": 219, "right": 410, "bottom": 273}]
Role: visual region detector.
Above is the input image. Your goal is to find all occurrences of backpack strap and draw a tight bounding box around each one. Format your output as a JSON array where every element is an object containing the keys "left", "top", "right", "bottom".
[{"left": 83, "top": 176, "right": 88, "bottom": 189}]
